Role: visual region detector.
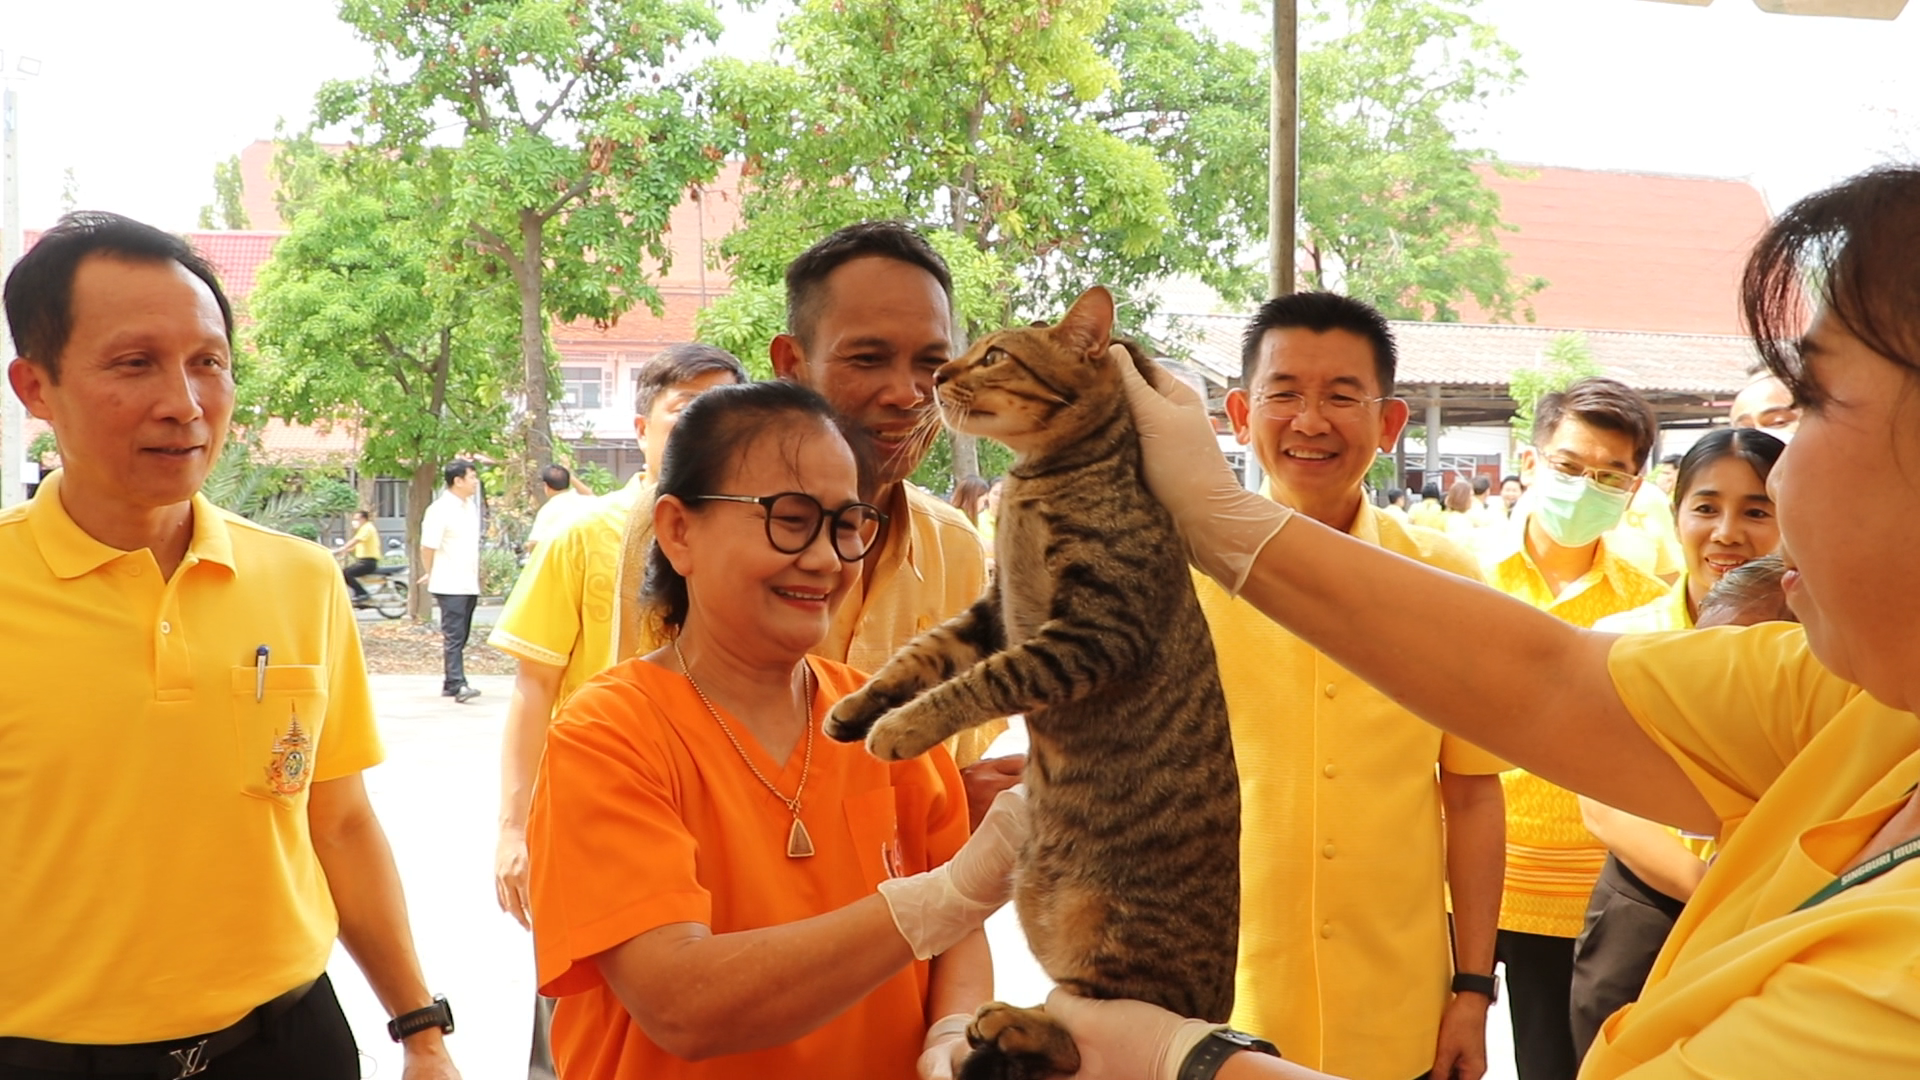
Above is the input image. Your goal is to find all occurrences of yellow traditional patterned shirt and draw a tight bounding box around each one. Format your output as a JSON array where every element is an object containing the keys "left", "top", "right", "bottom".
[
  {"left": 1484, "top": 528, "right": 1670, "bottom": 938},
  {"left": 489, "top": 476, "right": 648, "bottom": 708},
  {"left": 1203, "top": 502, "right": 1508, "bottom": 1080}
]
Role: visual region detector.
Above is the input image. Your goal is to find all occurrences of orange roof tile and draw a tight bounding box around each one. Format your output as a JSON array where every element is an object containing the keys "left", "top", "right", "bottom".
[{"left": 1470, "top": 165, "right": 1773, "bottom": 335}]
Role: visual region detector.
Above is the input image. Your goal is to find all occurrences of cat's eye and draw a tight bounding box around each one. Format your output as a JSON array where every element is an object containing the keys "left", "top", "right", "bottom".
[{"left": 981, "top": 348, "right": 1008, "bottom": 367}]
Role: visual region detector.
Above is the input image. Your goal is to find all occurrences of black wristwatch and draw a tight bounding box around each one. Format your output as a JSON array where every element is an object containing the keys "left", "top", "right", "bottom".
[
  {"left": 387, "top": 995, "right": 455, "bottom": 1042},
  {"left": 1452, "top": 972, "right": 1499, "bottom": 1003},
  {"left": 1179, "top": 1028, "right": 1281, "bottom": 1080}
]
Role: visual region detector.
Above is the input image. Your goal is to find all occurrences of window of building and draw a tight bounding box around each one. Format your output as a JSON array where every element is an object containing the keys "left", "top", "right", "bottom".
[{"left": 561, "top": 366, "right": 604, "bottom": 410}]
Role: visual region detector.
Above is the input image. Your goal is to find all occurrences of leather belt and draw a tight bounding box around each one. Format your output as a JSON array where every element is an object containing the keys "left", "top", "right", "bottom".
[{"left": 0, "top": 978, "right": 318, "bottom": 1078}]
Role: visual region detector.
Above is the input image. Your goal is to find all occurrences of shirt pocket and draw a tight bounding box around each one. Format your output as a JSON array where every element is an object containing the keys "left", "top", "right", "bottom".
[
  {"left": 230, "top": 665, "right": 329, "bottom": 807},
  {"left": 842, "top": 786, "right": 904, "bottom": 890}
]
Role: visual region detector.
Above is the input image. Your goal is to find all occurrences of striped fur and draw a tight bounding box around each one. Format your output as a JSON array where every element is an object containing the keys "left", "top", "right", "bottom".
[{"left": 824, "top": 287, "right": 1240, "bottom": 1079}]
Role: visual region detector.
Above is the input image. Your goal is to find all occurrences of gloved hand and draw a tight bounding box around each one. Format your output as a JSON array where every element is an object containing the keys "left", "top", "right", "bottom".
[
  {"left": 916, "top": 1013, "right": 975, "bottom": 1079},
  {"left": 879, "top": 786, "right": 1028, "bottom": 960},
  {"left": 1114, "top": 346, "right": 1293, "bottom": 595},
  {"left": 1044, "top": 987, "right": 1226, "bottom": 1080}
]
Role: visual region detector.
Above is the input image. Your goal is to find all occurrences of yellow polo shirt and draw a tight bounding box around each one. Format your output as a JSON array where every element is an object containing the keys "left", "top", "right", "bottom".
[
  {"left": 1201, "top": 503, "right": 1507, "bottom": 1080},
  {"left": 0, "top": 472, "right": 382, "bottom": 1043},
  {"left": 1583, "top": 624, "right": 1920, "bottom": 1078},
  {"left": 490, "top": 477, "right": 645, "bottom": 708},
  {"left": 1604, "top": 485, "right": 1683, "bottom": 581},
  {"left": 1485, "top": 530, "right": 1670, "bottom": 938},
  {"left": 349, "top": 520, "right": 380, "bottom": 560}
]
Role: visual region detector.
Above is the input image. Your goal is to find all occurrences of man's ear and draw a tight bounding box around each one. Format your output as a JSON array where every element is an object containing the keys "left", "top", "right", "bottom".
[
  {"left": 652, "top": 495, "right": 696, "bottom": 576},
  {"left": 1519, "top": 446, "right": 1539, "bottom": 487},
  {"left": 770, "top": 334, "right": 807, "bottom": 382},
  {"left": 1224, "top": 388, "right": 1254, "bottom": 447},
  {"left": 1376, "top": 397, "right": 1411, "bottom": 452},
  {"left": 8, "top": 358, "right": 54, "bottom": 420},
  {"left": 632, "top": 413, "right": 648, "bottom": 443}
]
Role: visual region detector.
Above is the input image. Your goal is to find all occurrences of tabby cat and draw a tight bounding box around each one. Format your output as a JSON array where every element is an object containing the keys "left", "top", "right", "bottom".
[{"left": 824, "top": 286, "right": 1241, "bottom": 1080}]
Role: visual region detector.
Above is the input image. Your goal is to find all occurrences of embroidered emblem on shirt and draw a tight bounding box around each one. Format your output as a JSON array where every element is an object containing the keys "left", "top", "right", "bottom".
[{"left": 265, "top": 707, "right": 313, "bottom": 796}]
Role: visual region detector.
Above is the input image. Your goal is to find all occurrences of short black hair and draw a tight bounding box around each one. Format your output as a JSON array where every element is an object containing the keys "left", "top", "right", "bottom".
[
  {"left": 1421, "top": 482, "right": 1442, "bottom": 501},
  {"left": 644, "top": 381, "right": 872, "bottom": 630},
  {"left": 784, "top": 222, "right": 954, "bottom": 345},
  {"left": 1386, "top": 487, "right": 1406, "bottom": 504},
  {"left": 541, "top": 464, "right": 572, "bottom": 492},
  {"left": 1531, "top": 377, "right": 1659, "bottom": 473},
  {"left": 3, "top": 211, "right": 235, "bottom": 381},
  {"left": 443, "top": 459, "right": 475, "bottom": 487},
  {"left": 1501, "top": 474, "right": 1523, "bottom": 488},
  {"left": 1471, "top": 475, "right": 1491, "bottom": 496},
  {"left": 1743, "top": 165, "right": 1920, "bottom": 404},
  {"left": 1239, "top": 292, "right": 1398, "bottom": 395},
  {"left": 1660, "top": 454, "right": 1683, "bottom": 469},
  {"left": 353, "top": 509, "right": 371, "bottom": 521},
  {"left": 634, "top": 343, "right": 748, "bottom": 416}
]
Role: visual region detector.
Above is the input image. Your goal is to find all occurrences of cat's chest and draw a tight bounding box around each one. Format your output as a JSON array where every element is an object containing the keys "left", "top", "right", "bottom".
[{"left": 996, "top": 503, "right": 1055, "bottom": 642}]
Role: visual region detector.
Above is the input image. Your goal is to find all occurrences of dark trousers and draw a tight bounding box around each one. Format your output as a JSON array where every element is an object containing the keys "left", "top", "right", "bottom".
[
  {"left": 1497, "top": 928, "right": 1579, "bottom": 1080},
  {"left": 0, "top": 973, "right": 358, "bottom": 1079},
  {"left": 528, "top": 995, "right": 557, "bottom": 1080},
  {"left": 342, "top": 557, "right": 378, "bottom": 599},
  {"left": 434, "top": 592, "right": 478, "bottom": 692},
  {"left": 1570, "top": 855, "right": 1686, "bottom": 1063}
]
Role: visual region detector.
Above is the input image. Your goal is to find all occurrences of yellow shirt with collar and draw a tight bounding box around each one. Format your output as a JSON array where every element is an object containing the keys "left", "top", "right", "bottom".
[
  {"left": 349, "top": 520, "right": 380, "bottom": 560},
  {"left": 0, "top": 472, "right": 383, "bottom": 1043},
  {"left": 1583, "top": 624, "right": 1920, "bottom": 1078},
  {"left": 1484, "top": 527, "right": 1672, "bottom": 938},
  {"left": 1201, "top": 500, "right": 1508, "bottom": 1080},
  {"left": 490, "top": 476, "right": 646, "bottom": 708},
  {"left": 1604, "top": 484, "right": 1683, "bottom": 581}
]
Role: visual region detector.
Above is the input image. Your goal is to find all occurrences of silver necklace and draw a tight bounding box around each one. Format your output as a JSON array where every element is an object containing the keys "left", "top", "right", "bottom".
[{"left": 672, "top": 638, "right": 816, "bottom": 858}]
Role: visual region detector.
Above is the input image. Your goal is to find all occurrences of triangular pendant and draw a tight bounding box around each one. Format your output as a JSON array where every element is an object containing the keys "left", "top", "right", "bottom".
[{"left": 787, "top": 816, "right": 815, "bottom": 858}]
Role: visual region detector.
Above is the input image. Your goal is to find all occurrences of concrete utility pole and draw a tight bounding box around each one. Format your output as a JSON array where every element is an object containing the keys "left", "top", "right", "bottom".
[
  {"left": 2, "top": 80, "right": 24, "bottom": 508},
  {"left": 1267, "top": 0, "right": 1299, "bottom": 300}
]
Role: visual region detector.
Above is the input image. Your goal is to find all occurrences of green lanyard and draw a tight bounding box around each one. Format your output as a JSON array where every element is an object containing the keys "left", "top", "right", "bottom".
[{"left": 1796, "top": 833, "right": 1920, "bottom": 912}]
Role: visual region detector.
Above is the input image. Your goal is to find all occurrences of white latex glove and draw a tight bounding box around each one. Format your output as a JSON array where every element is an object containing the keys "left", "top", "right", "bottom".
[
  {"left": 879, "top": 786, "right": 1028, "bottom": 960},
  {"left": 916, "top": 1013, "right": 974, "bottom": 1079},
  {"left": 1044, "top": 987, "right": 1226, "bottom": 1080},
  {"left": 1114, "top": 346, "right": 1293, "bottom": 595}
]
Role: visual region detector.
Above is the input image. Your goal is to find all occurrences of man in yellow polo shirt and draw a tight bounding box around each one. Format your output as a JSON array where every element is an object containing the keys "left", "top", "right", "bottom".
[
  {"left": 0, "top": 213, "right": 459, "bottom": 1078},
  {"left": 1481, "top": 377, "right": 1668, "bottom": 1080},
  {"left": 1200, "top": 292, "right": 1507, "bottom": 1080}
]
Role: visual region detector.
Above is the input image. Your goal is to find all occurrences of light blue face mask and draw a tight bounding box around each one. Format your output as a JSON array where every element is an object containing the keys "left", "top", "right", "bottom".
[{"left": 1533, "top": 469, "right": 1632, "bottom": 548}]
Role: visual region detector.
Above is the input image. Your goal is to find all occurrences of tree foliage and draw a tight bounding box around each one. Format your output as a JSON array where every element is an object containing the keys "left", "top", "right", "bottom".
[
  {"left": 196, "top": 154, "right": 250, "bottom": 230},
  {"left": 248, "top": 140, "right": 523, "bottom": 613},
  {"left": 1298, "top": 0, "right": 1538, "bottom": 320},
  {"left": 1509, "top": 331, "right": 1600, "bottom": 442},
  {"left": 315, "top": 0, "right": 726, "bottom": 494}
]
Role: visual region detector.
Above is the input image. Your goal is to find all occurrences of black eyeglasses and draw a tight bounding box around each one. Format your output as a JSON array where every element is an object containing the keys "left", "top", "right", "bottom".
[{"left": 688, "top": 492, "right": 889, "bottom": 562}]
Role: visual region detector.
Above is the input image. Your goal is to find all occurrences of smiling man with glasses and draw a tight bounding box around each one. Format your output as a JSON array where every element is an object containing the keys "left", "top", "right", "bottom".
[
  {"left": 1198, "top": 292, "right": 1508, "bottom": 1080},
  {"left": 1481, "top": 376, "right": 1671, "bottom": 1080}
]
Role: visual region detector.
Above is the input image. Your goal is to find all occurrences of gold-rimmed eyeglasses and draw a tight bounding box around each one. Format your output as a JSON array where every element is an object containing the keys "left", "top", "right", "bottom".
[
  {"left": 1543, "top": 454, "right": 1640, "bottom": 495},
  {"left": 688, "top": 492, "right": 889, "bottom": 562}
]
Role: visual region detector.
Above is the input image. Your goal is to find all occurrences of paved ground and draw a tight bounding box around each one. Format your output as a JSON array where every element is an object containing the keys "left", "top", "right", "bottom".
[{"left": 330, "top": 675, "right": 1517, "bottom": 1080}]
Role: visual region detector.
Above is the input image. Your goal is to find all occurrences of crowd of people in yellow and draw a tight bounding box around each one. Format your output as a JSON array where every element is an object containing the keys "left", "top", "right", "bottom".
[{"left": 3, "top": 163, "right": 1918, "bottom": 1080}]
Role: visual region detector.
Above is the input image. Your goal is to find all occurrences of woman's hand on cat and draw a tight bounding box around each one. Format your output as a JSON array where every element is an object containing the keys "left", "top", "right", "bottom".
[
  {"left": 878, "top": 786, "right": 1029, "bottom": 960},
  {"left": 916, "top": 1013, "right": 975, "bottom": 1079},
  {"left": 1042, "top": 987, "right": 1226, "bottom": 1080},
  {"left": 1113, "top": 347, "right": 1294, "bottom": 596}
]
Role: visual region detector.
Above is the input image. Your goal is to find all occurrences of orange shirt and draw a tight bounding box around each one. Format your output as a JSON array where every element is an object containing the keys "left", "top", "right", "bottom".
[{"left": 529, "top": 657, "right": 970, "bottom": 1080}]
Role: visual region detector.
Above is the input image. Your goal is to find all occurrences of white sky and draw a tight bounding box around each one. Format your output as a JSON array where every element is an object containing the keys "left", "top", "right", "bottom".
[{"left": 2, "top": 0, "right": 1916, "bottom": 232}]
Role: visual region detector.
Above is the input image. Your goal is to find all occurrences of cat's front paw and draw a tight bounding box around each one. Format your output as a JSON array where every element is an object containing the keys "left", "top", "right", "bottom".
[
  {"left": 824, "top": 685, "right": 894, "bottom": 743},
  {"left": 961, "top": 1001, "right": 1081, "bottom": 1080},
  {"left": 865, "top": 700, "right": 949, "bottom": 762}
]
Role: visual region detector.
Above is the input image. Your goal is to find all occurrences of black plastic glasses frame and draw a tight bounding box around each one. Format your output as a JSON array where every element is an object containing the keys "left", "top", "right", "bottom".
[{"left": 688, "top": 492, "right": 889, "bottom": 562}]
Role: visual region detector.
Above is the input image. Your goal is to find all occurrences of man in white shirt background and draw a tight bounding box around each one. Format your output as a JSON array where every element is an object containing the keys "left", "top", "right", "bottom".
[{"left": 419, "top": 459, "right": 484, "bottom": 704}]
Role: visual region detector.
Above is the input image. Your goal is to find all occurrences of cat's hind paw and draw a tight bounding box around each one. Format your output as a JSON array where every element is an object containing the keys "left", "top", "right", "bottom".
[{"left": 960, "top": 1002, "right": 1081, "bottom": 1080}]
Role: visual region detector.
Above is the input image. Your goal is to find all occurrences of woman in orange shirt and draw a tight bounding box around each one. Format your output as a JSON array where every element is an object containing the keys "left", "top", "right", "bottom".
[{"left": 529, "top": 381, "right": 1024, "bottom": 1080}]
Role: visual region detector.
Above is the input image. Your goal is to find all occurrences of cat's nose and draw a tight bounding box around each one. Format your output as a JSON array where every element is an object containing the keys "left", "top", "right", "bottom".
[{"left": 933, "top": 365, "right": 955, "bottom": 386}]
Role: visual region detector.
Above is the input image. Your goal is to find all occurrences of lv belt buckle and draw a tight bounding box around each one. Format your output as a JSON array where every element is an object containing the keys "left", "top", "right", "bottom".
[{"left": 168, "top": 1038, "right": 211, "bottom": 1078}]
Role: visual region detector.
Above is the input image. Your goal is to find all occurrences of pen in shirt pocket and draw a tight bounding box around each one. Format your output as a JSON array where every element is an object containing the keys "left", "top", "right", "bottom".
[{"left": 255, "top": 644, "right": 270, "bottom": 702}]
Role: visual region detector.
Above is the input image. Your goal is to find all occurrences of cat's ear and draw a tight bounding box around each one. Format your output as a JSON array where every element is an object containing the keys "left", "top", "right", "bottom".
[{"left": 1054, "top": 286, "right": 1115, "bottom": 361}]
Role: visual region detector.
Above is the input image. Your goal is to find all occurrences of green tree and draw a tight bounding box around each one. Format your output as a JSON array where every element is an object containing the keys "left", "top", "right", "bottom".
[
  {"left": 1298, "top": 0, "right": 1537, "bottom": 319},
  {"left": 315, "top": 0, "right": 726, "bottom": 497},
  {"left": 249, "top": 142, "right": 522, "bottom": 616},
  {"left": 196, "top": 154, "right": 250, "bottom": 230},
  {"left": 1509, "top": 331, "right": 1600, "bottom": 442}
]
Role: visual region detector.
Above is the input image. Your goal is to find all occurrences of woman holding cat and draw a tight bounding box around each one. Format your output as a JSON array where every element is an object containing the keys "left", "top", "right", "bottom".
[
  {"left": 527, "top": 380, "right": 1024, "bottom": 1080},
  {"left": 1060, "top": 166, "right": 1920, "bottom": 1080}
]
